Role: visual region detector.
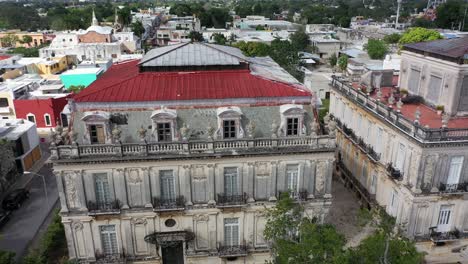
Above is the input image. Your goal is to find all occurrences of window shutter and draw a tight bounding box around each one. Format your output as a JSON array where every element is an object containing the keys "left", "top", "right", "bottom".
[
  {"left": 408, "top": 69, "right": 420, "bottom": 93},
  {"left": 160, "top": 170, "right": 175, "bottom": 201},
  {"left": 447, "top": 156, "right": 464, "bottom": 184},
  {"left": 95, "top": 174, "right": 110, "bottom": 205},
  {"left": 286, "top": 165, "right": 299, "bottom": 192},
  {"left": 395, "top": 143, "right": 406, "bottom": 172},
  {"left": 427, "top": 75, "right": 442, "bottom": 103}
]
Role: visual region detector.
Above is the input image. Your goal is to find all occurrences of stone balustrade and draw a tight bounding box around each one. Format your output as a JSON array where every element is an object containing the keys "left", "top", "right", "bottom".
[
  {"left": 50, "top": 136, "right": 336, "bottom": 161},
  {"left": 331, "top": 76, "right": 468, "bottom": 143}
]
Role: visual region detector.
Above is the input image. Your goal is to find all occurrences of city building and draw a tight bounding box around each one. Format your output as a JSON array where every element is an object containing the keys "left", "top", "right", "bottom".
[
  {"left": 329, "top": 37, "right": 468, "bottom": 262},
  {"left": 0, "top": 30, "right": 47, "bottom": 48},
  {"left": 0, "top": 74, "right": 69, "bottom": 137},
  {"left": 18, "top": 55, "right": 74, "bottom": 76},
  {"left": 155, "top": 15, "right": 201, "bottom": 46},
  {"left": 0, "top": 118, "right": 41, "bottom": 172},
  {"left": 39, "top": 12, "right": 141, "bottom": 62},
  {"left": 50, "top": 42, "right": 336, "bottom": 264},
  {"left": 60, "top": 67, "right": 105, "bottom": 89}
]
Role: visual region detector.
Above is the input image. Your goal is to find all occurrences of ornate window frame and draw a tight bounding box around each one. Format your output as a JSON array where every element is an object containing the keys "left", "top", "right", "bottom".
[
  {"left": 151, "top": 108, "right": 178, "bottom": 142},
  {"left": 81, "top": 111, "right": 111, "bottom": 144},
  {"left": 279, "top": 104, "right": 306, "bottom": 137},
  {"left": 215, "top": 107, "right": 244, "bottom": 140}
]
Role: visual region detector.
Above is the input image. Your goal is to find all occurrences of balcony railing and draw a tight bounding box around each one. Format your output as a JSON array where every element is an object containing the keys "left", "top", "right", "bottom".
[
  {"left": 217, "top": 193, "right": 247, "bottom": 207},
  {"left": 87, "top": 200, "right": 121, "bottom": 215},
  {"left": 152, "top": 196, "right": 185, "bottom": 211},
  {"left": 386, "top": 164, "right": 403, "bottom": 181},
  {"left": 50, "top": 136, "right": 335, "bottom": 161},
  {"left": 331, "top": 76, "right": 468, "bottom": 143},
  {"left": 278, "top": 189, "right": 308, "bottom": 201},
  {"left": 439, "top": 182, "right": 468, "bottom": 193},
  {"left": 429, "top": 227, "right": 464, "bottom": 243},
  {"left": 218, "top": 244, "right": 248, "bottom": 257}
]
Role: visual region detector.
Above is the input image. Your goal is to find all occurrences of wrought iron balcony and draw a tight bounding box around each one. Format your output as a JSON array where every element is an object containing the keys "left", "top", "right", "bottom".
[
  {"left": 367, "top": 145, "right": 381, "bottom": 162},
  {"left": 50, "top": 136, "right": 335, "bottom": 161},
  {"left": 386, "top": 164, "right": 402, "bottom": 180},
  {"left": 95, "top": 252, "right": 125, "bottom": 263},
  {"left": 439, "top": 182, "right": 468, "bottom": 193},
  {"left": 152, "top": 196, "right": 185, "bottom": 211},
  {"left": 278, "top": 189, "right": 308, "bottom": 201},
  {"left": 87, "top": 200, "right": 121, "bottom": 215},
  {"left": 429, "top": 227, "right": 463, "bottom": 243},
  {"left": 218, "top": 244, "right": 248, "bottom": 257},
  {"left": 217, "top": 193, "right": 247, "bottom": 207}
]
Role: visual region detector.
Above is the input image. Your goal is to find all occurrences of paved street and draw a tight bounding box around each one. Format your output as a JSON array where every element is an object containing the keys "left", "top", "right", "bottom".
[{"left": 0, "top": 164, "right": 58, "bottom": 260}]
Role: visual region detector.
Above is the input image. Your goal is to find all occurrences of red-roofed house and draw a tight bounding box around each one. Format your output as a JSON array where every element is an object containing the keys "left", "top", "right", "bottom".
[
  {"left": 330, "top": 37, "right": 468, "bottom": 261},
  {"left": 50, "top": 42, "right": 335, "bottom": 263}
]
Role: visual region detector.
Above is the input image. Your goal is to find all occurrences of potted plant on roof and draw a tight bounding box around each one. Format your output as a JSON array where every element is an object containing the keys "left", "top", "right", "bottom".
[
  {"left": 399, "top": 88, "right": 408, "bottom": 98},
  {"left": 436, "top": 105, "right": 444, "bottom": 115}
]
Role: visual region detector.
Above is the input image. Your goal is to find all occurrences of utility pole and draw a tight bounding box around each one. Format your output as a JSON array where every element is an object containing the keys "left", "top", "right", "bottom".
[{"left": 395, "top": 0, "right": 403, "bottom": 29}]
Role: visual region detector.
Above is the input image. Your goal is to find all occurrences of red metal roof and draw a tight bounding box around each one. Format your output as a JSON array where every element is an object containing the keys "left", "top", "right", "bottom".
[
  {"left": 0, "top": 55, "right": 11, "bottom": 61},
  {"left": 74, "top": 59, "right": 310, "bottom": 103}
]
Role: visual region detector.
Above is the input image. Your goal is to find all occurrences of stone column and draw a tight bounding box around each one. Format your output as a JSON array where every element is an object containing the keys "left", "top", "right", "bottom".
[
  {"left": 298, "top": 162, "right": 305, "bottom": 191},
  {"left": 83, "top": 220, "right": 96, "bottom": 260},
  {"left": 75, "top": 170, "right": 87, "bottom": 211},
  {"left": 114, "top": 169, "right": 129, "bottom": 209},
  {"left": 315, "top": 161, "right": 326, "bottom": 197},
  {"left": 182, "top": 165, "right": 193, "bottom": 206},
  {"left": 210, "top": 212, "right": 219, "bottom": 251},
  {"left": 142, "top": 168, "right": 152, "bottom": 208},
  {"left": 276, "top": 162, "right": 286, "bottom": 194},
  {"left": 62, "top": 221, "right": 76, "bottom": 259},
  {"left": 307, "top": 161, "right": 316, "bottom": 199},
  {"left": 324, "top": 160, "right": 333, "bottom": 198},
  {"left": 122, "top": 217, "right": 134, "bottom": 256},
  {"left": 269, "top": 161, "right": 278, "bottom": 201},
  {"left": 54, "top": 171, "right": 68, "bottom": 213},
  {"left": 209, "top": 164, "right": 217, "bottom": 205},
  {"left": 246, "top": 162, "right": 255, "bottom": 203}
]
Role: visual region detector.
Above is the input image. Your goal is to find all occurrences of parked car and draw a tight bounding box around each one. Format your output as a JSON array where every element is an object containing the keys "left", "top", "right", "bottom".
[
  {"left": 2, "top": 188, "right": 30, "bottom": 210},
  {"left": 0, "top": 210, "right": 10, "bottom": 229}
]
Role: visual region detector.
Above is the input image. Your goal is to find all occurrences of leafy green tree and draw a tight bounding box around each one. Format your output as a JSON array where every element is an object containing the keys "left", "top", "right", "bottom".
[
  {"left": 212, "top": 33, "right": 226, "bottom": 45},
  {"left": 20, "top": 35, "right": 33, "bottom": 47},
  {"left": 383, "top": 33, "right": 401, "bottom": 44},
  {"left": 188, "top": 31, "right": 204, "bottom": 42},
  {"left": 289, "top": 29, "right": 310, "bottom": 51},
  {"left": 117, "top": 7, "right": 132, "bottom": 26},
  {"left": 338, "top": 55, "right": 348, "bottom": 72},
  {"left": 0, "top": 33, "right": 19, "bottom": 48},
  {"left": 264, "top": 193, "right": 347, "bottom": 264},
  {"left": 345, "top": 209, "right": 423, "bottom": 264},
  {"left": 398, "top": 27, "right": 442, "bottom": 47},
  {"left": 329, "top": 53, "right": 338, "bottom": 67},
  {"left": 199, "top": 8, "right": 231, "bottom": 28},
  {"left": 68, "top": 85, "right": 86, "bottom": 94},
  {"left": 435, "top": 0, "right": 467, "bottom": 30},
  {"left": 255, "top": 25, "right": 266, "bottom": 31},
  {"left": 364, "top": 39, "right": 388, "bottom": 60},
  {"left": 131, "top": 21, "right": 145, "bottom": 38},
  {"left": 0, "top": 250, "right": 15, "bottom": 264},
  {"left": 7, "top": 47, "right": 39, "bottom": 57},
  {"left": 235, "top": 41, "right": 270, "bottom": 57},
  {"left": 412, "top": 18, "right": 436, "bottom": 28}
]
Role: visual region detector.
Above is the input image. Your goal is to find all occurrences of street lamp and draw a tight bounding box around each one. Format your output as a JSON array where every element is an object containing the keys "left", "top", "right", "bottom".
[{"left": 24, "top": 171, "right": 49, "bottom": 206}]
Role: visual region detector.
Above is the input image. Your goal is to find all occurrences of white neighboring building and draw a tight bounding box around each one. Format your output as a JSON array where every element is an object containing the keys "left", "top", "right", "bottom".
[{"left": 40, "top": 12, "right": 141, "bottom": 62}]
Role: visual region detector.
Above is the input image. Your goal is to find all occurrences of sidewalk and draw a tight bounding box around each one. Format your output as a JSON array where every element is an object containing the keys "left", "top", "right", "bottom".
[{"left": 1, "top": 143, "right": 51, "bottom": 201}]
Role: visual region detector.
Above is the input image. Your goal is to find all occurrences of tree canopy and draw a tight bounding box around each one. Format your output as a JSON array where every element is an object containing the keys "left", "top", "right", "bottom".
[
  {"left": 435, "top": 0, "right": 468, "bottom": 31},
  {"left": 289, "top": 29, "right": 310, "bottom": 51},
  {"left": 398, "top": 27, "right": 443, "bottom": 47},
  {"left": 364, "top": 39, "right": 388, "bottom": 60},
  {"left": 264, "top": 193, "right": 347, "bottom": 264}
]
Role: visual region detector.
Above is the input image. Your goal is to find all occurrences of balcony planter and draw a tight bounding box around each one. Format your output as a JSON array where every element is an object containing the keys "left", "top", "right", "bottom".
[{"left": 386, "top": 164, "right": 402, "bottom": 180}]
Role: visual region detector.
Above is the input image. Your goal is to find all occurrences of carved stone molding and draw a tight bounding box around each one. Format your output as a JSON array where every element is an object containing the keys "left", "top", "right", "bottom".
[
  {"left": 131, "top": 218, "right": 147, "bottom": 225},
  {"left": 72, "top": 221, "right": 84, "bottom": 231},
  {"left": 127, "top": 169, "right": 142, "bottom": 184},
  {"left": 193, "top": 214, "right": 209, "bottom": 222}
]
